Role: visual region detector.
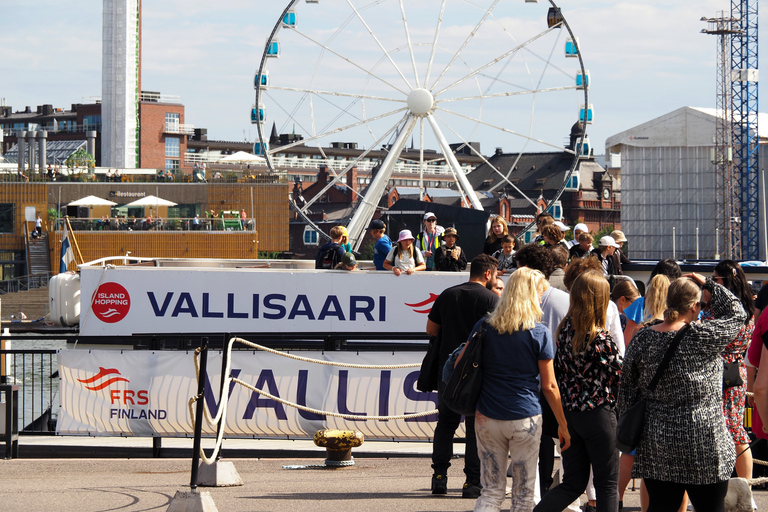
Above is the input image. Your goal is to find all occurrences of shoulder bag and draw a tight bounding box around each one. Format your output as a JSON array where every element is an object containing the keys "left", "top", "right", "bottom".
[
  {"left": 442, "top": 321, "right": 487, "bottom": 416},
  {"left": 616, "top": 324, "right": 689, "bottom": 452},
  {"left": 416, "top": 334, "right": 441, "bottom": 392}
]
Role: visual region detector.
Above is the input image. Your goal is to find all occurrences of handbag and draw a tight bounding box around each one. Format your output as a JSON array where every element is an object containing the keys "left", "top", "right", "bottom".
[
  {"left": 416, "top": 334, "right": 441, "bottom": 392},
  {"left": 442, "top": 321, "right": 487, "bottom": 417},
  {"left": 723, "top": 360, "right": 743, "bottom": 389},
  {"left": 616, "top": 324, "right": 689, "bottom": 453}
]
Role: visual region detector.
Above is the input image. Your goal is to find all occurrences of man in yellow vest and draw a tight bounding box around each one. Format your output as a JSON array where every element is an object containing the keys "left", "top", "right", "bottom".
[{"left": 415, "top": 212, "right": 444, "bottom": 271}]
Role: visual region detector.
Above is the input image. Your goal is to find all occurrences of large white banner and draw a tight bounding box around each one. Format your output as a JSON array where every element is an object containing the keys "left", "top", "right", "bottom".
[
  {"left": 57, "top": 348, "right": 451, "bottom": 441},
  {"left": 78, "top": 267, "right": 466, "bottom": 336}
]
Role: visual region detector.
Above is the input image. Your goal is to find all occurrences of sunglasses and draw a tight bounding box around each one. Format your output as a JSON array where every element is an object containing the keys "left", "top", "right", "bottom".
[{"left": 426, "top": 219, "right": 437, "bottom": 222}]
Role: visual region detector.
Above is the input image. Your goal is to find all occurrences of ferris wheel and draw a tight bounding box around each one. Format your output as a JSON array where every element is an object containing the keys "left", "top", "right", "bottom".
[{"left": 254, "top": 0, "right": 590, "bottom": 250}]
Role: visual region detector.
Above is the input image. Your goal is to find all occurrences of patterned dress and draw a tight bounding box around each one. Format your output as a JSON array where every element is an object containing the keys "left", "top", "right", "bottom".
[
  {"left": 617, "top": 281, "right": 746, "bottom": 485},
  {"left": 722, "top": 319, "right": 753, "bottom": 444}
]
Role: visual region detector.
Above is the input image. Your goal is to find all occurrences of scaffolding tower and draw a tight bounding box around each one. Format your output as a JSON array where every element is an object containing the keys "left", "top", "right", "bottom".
[
  {"left": 731, "top": 0, "right": 759, "bottom": 260},
  {"left": 702, "top": 14, "right": 742, "bottom": 259}
]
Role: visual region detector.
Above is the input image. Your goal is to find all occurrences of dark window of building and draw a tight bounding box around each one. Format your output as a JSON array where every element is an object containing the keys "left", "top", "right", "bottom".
[{"left": 0, "top": 204, "right": 13, "bottom": 233}]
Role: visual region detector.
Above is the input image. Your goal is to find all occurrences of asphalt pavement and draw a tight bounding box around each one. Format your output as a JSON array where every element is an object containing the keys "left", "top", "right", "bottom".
[{"left": 2, "top": 437, "right": 768, "bottom": 511}]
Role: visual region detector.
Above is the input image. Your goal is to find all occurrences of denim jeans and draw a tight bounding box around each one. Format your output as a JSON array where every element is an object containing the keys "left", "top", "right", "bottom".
[
  {"left": 474, "top": 412, "right": 542, "bottom": 512},
  {"left": 431, "top": 381, "right": 480, "bottom": 483}
]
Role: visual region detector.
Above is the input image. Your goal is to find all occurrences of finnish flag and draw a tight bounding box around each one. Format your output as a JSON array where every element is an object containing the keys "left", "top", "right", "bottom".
[{"left": 60, "top": 224, "right": 75, "bottom": 273}]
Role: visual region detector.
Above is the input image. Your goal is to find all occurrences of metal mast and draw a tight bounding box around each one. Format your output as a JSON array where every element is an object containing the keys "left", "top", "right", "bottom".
[
  {"left": 731, "top": 0, "right": 759, "bottom": 260},
  {"left": 702, "top": 14, "right": 741, "bottom": 259}
]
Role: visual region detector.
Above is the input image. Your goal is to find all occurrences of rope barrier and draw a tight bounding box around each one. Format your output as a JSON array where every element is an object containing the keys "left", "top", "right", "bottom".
[
  {"left": 190, "top": 337, "right": 768, "bottom": 478},
  {"left": 188, "top": 336, "right": 438, "bottom": 464}
]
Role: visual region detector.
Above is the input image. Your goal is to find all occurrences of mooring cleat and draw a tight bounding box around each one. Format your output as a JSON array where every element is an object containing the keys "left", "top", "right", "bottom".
[{"left": 313, "top": 429, "right": 364, "bottom": 467}]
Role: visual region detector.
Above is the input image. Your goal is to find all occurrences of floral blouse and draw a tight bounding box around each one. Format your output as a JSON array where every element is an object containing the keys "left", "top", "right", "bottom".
[{"left": 554, "top": 317, "right": 623, "bottom": 412}]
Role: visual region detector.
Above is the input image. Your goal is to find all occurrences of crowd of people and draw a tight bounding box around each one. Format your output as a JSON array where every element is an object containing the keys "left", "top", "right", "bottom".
[{"left": 310, "top": 211, "right": 763, "bottom": 512}]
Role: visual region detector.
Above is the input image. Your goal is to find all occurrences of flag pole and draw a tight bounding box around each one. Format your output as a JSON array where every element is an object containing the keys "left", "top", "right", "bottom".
[{"left": 64, "top": 216, "right": 83, "bottom": 265}]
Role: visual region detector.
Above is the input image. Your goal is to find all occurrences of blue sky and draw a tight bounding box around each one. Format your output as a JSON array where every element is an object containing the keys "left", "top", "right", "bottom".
[{"left": 1, "top": 0, "right": 766, "bottom": 156}]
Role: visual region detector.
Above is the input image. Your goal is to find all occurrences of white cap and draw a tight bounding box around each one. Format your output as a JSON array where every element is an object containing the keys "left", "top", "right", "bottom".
[
  {"left": 553, "top": 221, "right": 569, "bottom": 232},
  {"left": 423, "top": 212, "right": 437, "bottom": 221},
  {"left": 599, "top": 236, "right": 620, "bottom": 248},
  {"left": 573, "top": 223, "right": 588, "bottom": 233}
]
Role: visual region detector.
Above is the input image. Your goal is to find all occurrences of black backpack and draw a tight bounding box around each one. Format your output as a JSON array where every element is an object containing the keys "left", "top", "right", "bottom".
[{"left": 317, "top": 243, "right": 341, "bottom": 269}]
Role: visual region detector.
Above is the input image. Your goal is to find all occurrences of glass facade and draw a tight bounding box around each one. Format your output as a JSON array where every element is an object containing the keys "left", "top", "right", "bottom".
[{"left": 166, "top": 137, "right": 180, "bottom": 158}]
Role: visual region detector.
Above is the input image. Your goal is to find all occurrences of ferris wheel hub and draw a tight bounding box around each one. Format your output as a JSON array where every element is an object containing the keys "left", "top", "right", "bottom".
[{"left": 406, "top": 88, "right": 435, "bottom": 117}]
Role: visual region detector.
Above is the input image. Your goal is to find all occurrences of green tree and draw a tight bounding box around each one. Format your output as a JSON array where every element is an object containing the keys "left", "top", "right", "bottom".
[
  {"left": 593, "top": 224, "right": 615, "bottom": 248},
  {"left": 65, "top": 149, "right": 95, "bottom": 173}
]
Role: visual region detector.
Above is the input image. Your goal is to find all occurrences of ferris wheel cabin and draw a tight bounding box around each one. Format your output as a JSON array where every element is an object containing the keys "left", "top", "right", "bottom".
[
  {"left": 565, "top": 37, "right": 579, "bottom": 57},
  {"left": 254, "top": 71, "right": 269, "bottom": 88}
]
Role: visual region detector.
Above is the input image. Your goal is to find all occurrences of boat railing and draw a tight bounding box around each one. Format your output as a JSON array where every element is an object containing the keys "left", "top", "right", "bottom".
[{"left": 0, "top": 349, "right": 58, "bottom": 435}]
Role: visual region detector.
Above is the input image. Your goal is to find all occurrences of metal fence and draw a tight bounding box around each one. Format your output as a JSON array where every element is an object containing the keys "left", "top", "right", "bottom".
[
  {"left": 0, "top": 273, "right": 52, "bottom": 295},
  {"left": 0, "top": 349, "right": 58, "bottom": 434}
]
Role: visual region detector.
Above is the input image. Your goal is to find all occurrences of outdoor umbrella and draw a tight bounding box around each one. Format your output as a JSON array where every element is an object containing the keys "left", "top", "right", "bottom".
[
  {"left": 124, "top": 195, "right": 177, "bottom": 208},
  {"left": 67, "top": 195, "right": 117, "bottom": 207},
  {"left": 218, "top": 151, "right": 265, "bottom": 164}
]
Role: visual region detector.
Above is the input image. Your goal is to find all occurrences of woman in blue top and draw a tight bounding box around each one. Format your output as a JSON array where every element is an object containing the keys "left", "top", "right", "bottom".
[{"left": 469, "top": 267, "right": 570, "bottom": 511}]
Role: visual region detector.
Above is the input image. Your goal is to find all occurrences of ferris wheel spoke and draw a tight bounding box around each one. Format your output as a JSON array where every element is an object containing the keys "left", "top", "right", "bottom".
[
  {"left": 399, "top": 0, "right": 421, "bottom": 89},
  {"left": 431, "top": 112, "right": 539, "bottom": 209},
  {"left": 440, "top": 85, "right": 578, "bottom": 103},
  {"left": 292, "top": 27, "right": 410, "bottom": 96},
  {"left": 346, "top": 0, "right": 414, "bottom": 91},
  {"left": 267, "top": 106, "right": 408, "bottom": 155},
  {"left": 419, "top": 118, "right": 425, "bottom": 199},
  {"left": 429, "top": 0, "right": 500, "bottom": 93},
  {"left": 300, "top": 118, "right": 405, "bottom": 214},
  {"left": 348, "top": 114, "right": 418, "bottom": 249},
  {"left": 433, "top": 25, "right": 557, "bottom": 97},
  {"left": 263, "top": 90, "right": 315, "bottom": 142},
  {"left": 424, "top": 0, "right": 447, "bottom": 87},
  {"left": 435, "top": 106, "right": 577, "bottom": 155},
  {"left": 268, "top": 86, "right": 404, "bottom": 104},
  {"left": 425, "top": 113, "right": 484, "bottom": 210}
]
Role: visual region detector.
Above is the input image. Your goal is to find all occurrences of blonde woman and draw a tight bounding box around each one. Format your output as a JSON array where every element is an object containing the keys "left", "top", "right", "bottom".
[
  {"left": 483, "top": 215, "right": 509, "bottom": 256},
  {"left": 623, "top": 258, "right": 682, "bottom": 347},
  {"left": 468, "top": 267, "right": 570, "bottom": 511},
  {"left": 623, "top": 274, "right": 671, "bottom": 349},
  {"left": 534, "top": 271, "right": 623, "bottom": 512}
]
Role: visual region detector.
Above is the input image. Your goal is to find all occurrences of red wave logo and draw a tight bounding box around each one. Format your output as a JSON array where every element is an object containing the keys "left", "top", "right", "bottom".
[
  {"left": 405, "top": 293, "right": 439, "bottom": 314},
  {"left": 77, "top": 367, "right": 130, "bottom": 391}
]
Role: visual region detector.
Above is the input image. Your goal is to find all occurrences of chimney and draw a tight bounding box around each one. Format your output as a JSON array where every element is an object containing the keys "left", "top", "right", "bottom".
[
  {"left": 495, "top": 147, "right": 503, "bottom": 156},
  {"left": 317, "top": 165, "right": 328, "bottom": 187},
  {"left": 349, "top": 166, "right": 358, "bottom": 202}
]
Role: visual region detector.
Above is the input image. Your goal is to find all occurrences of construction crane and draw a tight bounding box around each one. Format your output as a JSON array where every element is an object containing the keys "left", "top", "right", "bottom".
[
  {"left": 702, "top": 14, "right": 741, "bottom": 259},
  {"left": 702, "top": 1, "right": 759, "bottom": 261},
  {"left": 731, "top": 0, "right": 759, "bottom": 260}
]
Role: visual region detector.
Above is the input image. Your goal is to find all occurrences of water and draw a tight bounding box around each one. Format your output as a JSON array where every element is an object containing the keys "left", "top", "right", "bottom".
[{"left": 3, "top": 337, "right": 66, "bottom": 431}]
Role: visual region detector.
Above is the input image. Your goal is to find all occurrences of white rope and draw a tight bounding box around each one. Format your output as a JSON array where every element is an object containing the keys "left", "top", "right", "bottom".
[
  {"left": 229, "top": 336, "right": 422, "bottom": 369},
  {"left": 188, "top": 336, "right": 437, "bottom": 464}
]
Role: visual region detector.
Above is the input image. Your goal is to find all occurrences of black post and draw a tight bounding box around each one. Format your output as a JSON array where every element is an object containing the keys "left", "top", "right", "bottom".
[
  {"left": 190, "top": 337, "right": 208, "bottom": 490},
  {"left": 215, "top": 333, "right": 230, "bottom": 462}
]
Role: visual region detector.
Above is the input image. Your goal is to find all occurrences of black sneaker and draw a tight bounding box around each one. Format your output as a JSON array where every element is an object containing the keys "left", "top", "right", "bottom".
[
  {"left": 462, "top": 481, "right": 482, "bottom": 499},
  {"left": 431, "top": 474, "right": 447, "bottom": 495}
]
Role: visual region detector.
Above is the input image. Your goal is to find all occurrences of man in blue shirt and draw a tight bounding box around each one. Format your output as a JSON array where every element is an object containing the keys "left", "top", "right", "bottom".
[{"left": 369, "top": 219, "right": 392, "bottom": 270}]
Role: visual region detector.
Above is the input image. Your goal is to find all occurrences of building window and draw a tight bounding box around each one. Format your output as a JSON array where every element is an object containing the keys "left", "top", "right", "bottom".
[
  {"left": 165, "top": 112, "right": 180, "bottom": 130},
  {"left": 0, "top": 204, "right": 13, "bottom": 233},
  {"left": 165, "top": 159, "right": 180, "bottom": 170},
  {"left": 165, "top": 137, "right": 180, "bottom": 158},
  {"left": 83, "top": 115, "right": 102, "bottom": 131},
  {"left": 303, "top": 226, "right": 319, "bottom": 246}
]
